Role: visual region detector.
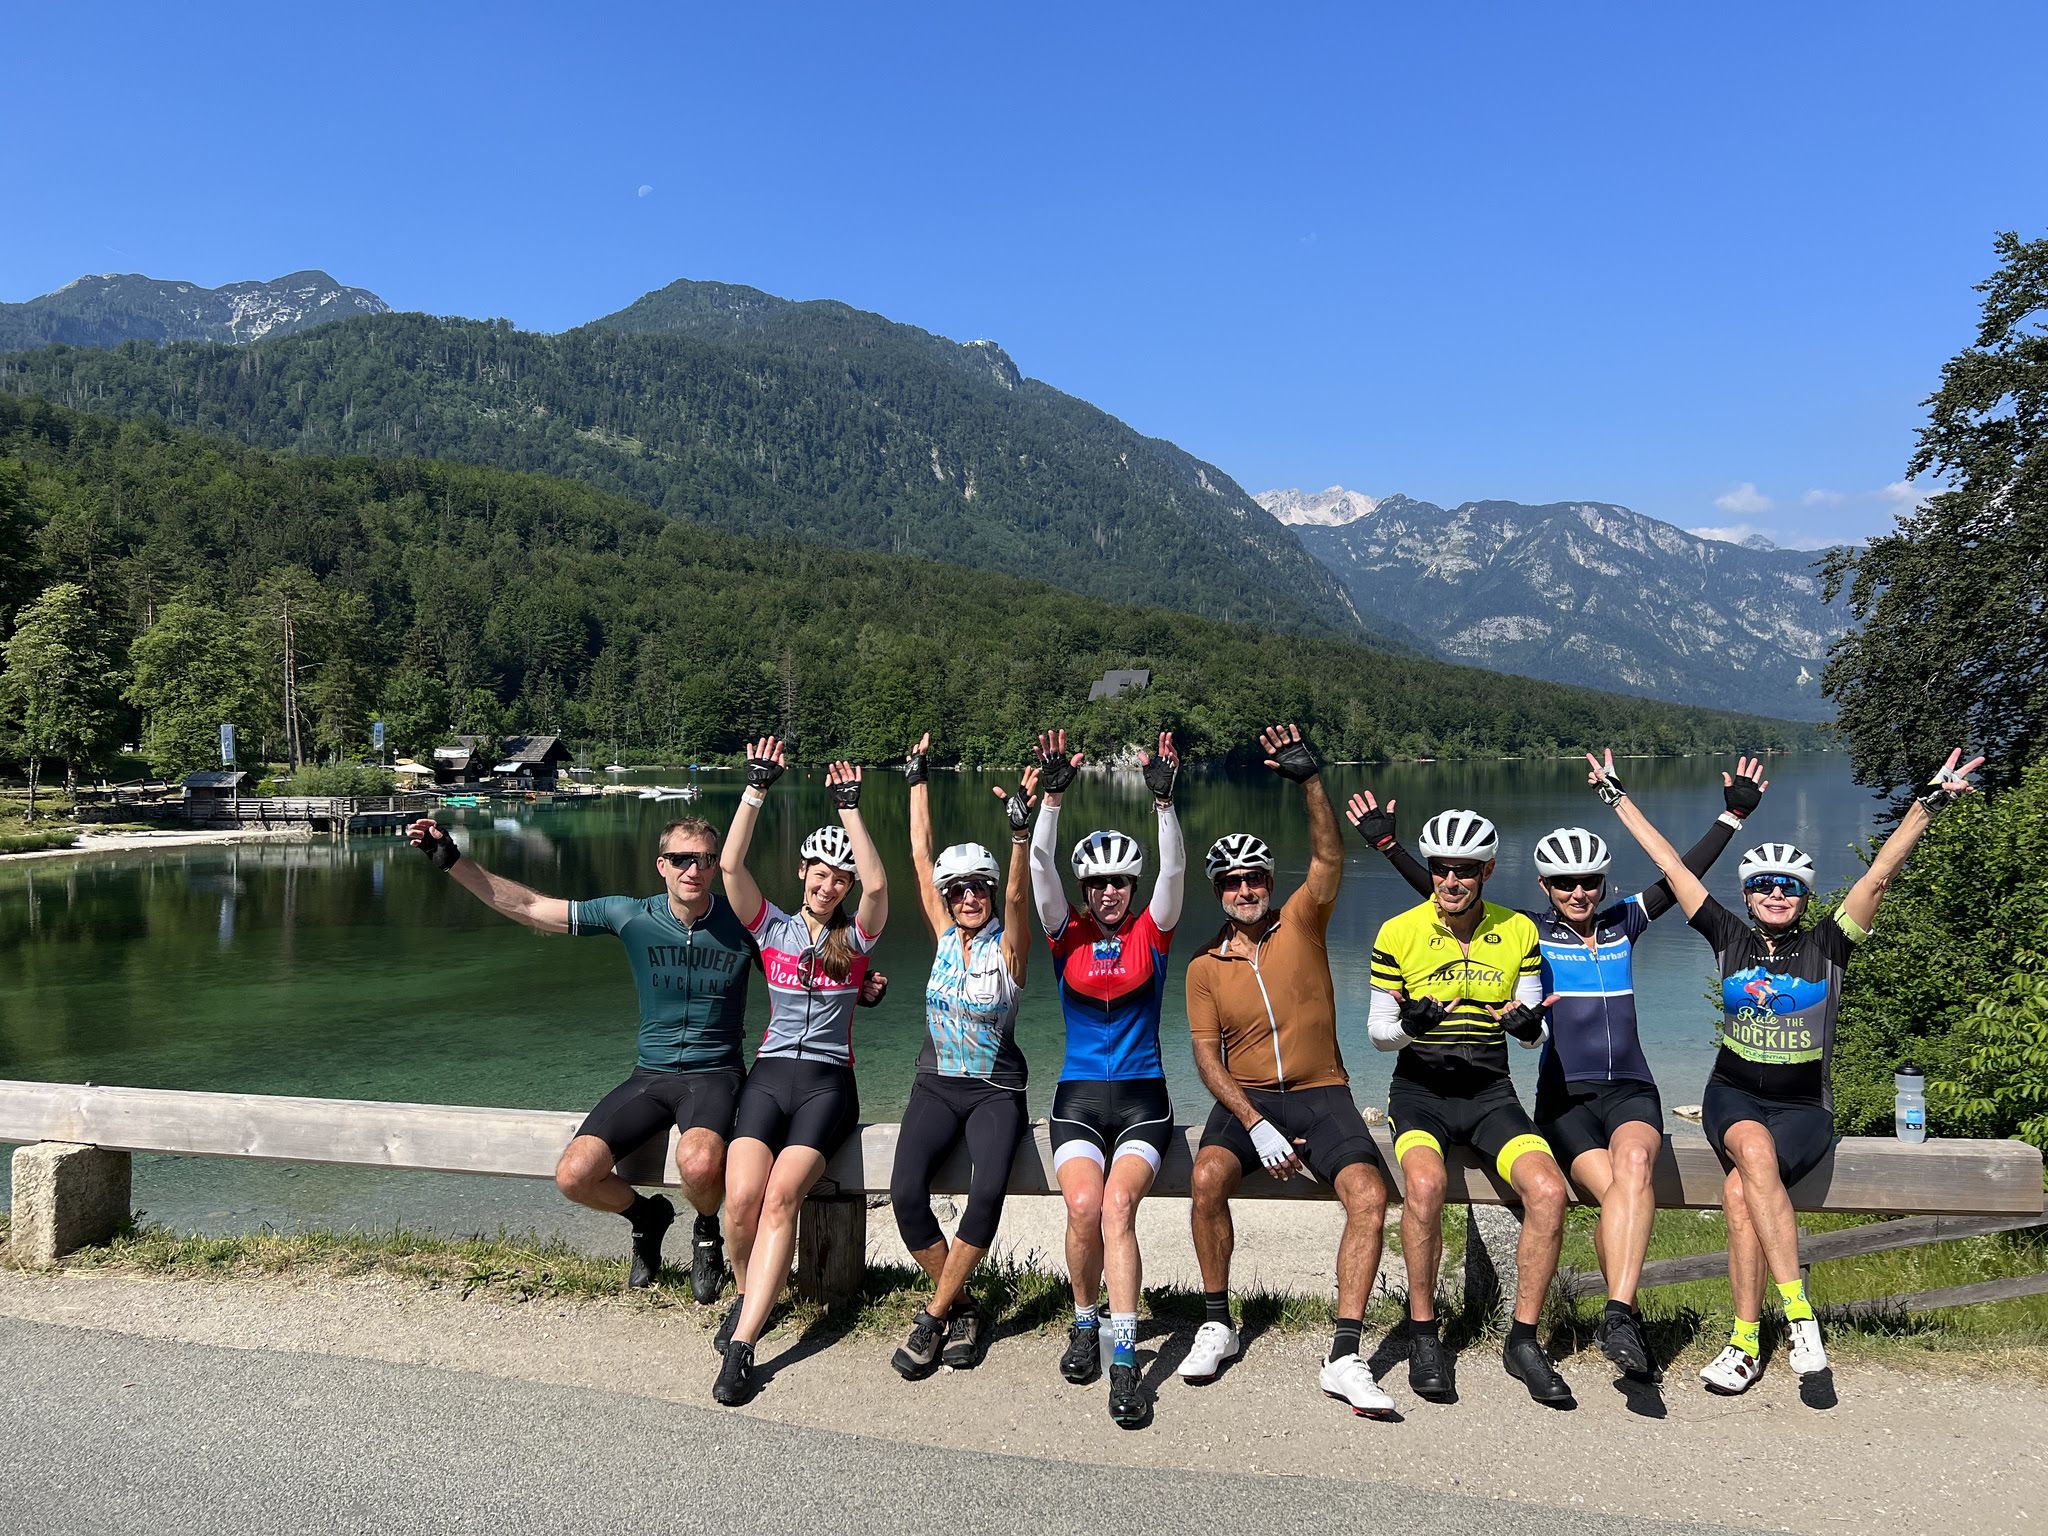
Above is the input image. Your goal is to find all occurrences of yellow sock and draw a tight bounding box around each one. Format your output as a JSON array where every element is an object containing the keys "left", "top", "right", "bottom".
[
  {"left": 1778, "top": 1279, "right": 1814, "bottom": 1323},
  {"left": 1729, "top": 1318, "right": 1761, "bottom": 1357}
]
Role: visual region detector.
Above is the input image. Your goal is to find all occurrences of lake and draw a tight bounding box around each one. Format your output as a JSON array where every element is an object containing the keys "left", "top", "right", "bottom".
[{"left": 0, "top": 752, "right": 1881, "bottom": 1245}]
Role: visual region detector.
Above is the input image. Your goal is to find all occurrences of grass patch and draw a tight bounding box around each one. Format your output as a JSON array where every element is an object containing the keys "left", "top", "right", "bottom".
[{"left": 0, "top": 827, "right": 81, "bottom": 854}]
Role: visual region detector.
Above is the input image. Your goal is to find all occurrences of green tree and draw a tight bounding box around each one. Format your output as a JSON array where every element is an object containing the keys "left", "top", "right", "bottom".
[
  {"left": 1823, "top": 231, "right": 2048, "bottom": 798},
  {"left": 127, "top": 598, "right": 262, "bottom": 777},
  {"left": 0, "top": 582, "right": 121, "bottom": 816}
]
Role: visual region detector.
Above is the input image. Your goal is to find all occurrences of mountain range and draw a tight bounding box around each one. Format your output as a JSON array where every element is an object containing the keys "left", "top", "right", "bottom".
[
  {"left": 1258, "top": 488, "right": 1850, "bottom": 720},
  {"left": 0, "top": 271, "right": 389, "bottom": 351}
]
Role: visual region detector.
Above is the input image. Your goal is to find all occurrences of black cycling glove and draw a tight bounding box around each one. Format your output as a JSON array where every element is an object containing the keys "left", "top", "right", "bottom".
[
  {"left": 1496, "top": 1002, "right": 1547, "bottom": 1044},
  {"left": 1037, "top": 745, "right": 1079, "bottom": 795},
  {"left": 903, "top": 749, "right": 928, "bottom": 788},
  {"left": 1591, "top": 765, "right": 1627, "bottom": 808},
  {"left": 1003, "top": 791, "right": 1032, "bottom": 832},
  {"left": 829, "top": 776, "right": 861, "bottom": 811},
  {"left": 1917, "top": 768, "right": 1963, "bottom": 816},
  {"left": 1397, "top": 994, "right": 1451, "bottom": 1039},
  {"left": 1351, "top": 801, "right": 1397, "bottom": 851},
  {"left": 416, "top": 822, "right": 461, "bottom": 873},
  {"left": 1142, "top": 751, "right": 1178, "bottom": 804},
  {"left": 1723, "top": 774, "right": 1764, "bottom": 820},
  {"left": 746, "top": 753, "right": 785, "bottom": 791},
  {"left": 1268, "top": 731, "right": 1320, "bottom": 783}
]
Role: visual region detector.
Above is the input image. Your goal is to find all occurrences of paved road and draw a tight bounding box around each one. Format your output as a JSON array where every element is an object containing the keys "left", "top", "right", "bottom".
[{"left": 0, "top": 1316, "right": 1730, "bottom": 1536}]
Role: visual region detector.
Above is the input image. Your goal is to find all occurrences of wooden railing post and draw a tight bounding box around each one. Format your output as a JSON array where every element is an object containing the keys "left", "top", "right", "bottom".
[{"left": 794, "top": 1190, "right": 866, "bottom": 1306}]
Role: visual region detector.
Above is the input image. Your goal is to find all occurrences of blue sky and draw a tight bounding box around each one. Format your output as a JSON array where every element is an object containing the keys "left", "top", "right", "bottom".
[{"left": 6, "top": 2, "right": 2044, "bottom": 547}]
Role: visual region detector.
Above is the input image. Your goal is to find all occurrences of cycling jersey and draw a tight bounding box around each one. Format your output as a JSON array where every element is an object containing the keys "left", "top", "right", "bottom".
[
  {"left": 569, "top": 893, "right": 756, "bottom": 1072},
  {"left": 1532, "top": 899, "right": 1658, "bottom": 1089},
  {"left": 1186, "top": 885, "right": 1346, "bottom": 1092},
  {"left": 1049, "top": 907, "right": 1173, "bottom": 1081},
  {"left": 1368, "top": 898, "right": 1542, "bottom": 1084},
  {"left": 1690, "top": 896, "right": 1867, "bottom": 1108},
  {"left": 918, "top": 920, "right": 1027, "bottom": 1089},
  {"left": 745, "top": 898, "right": 877, "bottom": 1064}
]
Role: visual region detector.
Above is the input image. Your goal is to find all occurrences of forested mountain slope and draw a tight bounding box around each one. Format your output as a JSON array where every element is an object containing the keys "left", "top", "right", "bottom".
[{"left": 0, "top": 271, "right": 389, "bottom": 351}]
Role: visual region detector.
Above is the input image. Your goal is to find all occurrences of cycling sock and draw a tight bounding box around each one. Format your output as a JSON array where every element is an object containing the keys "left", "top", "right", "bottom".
[
  {"left": 1730, "top": 1317, "right": 1761, "bottom": 1357},
  {"left": 1204, "top": 1290, "right": 1232, "bottom": 1325},
  {"left": 1507, "top": 1319, "right": 1538, "bottom": 1348},
  {"left": 1410, "top": 1315, "right": 1440, "bottom": 1340},
  {"left": 1074, "top": 1303, "right": 1099, "bottom": 1330},
  {"left": 625, "top": 1192, "right": 665, "bottom": 1230},
  {"left": 1330, "top": 1317, "right": 1363, "bottom": 1362},
  {"left": 693, "top": 1211, "right": 719, "bottom": 1238},
  {"left": 1604, "top": 1299, "right": 1634, "bottom": 1325},
  {"left": 1110, "top": 1311, "right": 1137, "bottom": 1367},
  {"left": 1777, "top": 1279, "right": 1815, "bottom": 1323}
]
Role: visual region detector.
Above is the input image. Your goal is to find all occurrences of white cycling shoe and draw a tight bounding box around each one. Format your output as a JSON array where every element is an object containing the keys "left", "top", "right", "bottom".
[
  {"left": 1699, "top": 1345, "right": 1761, "bottom": 1395},
  {"left": 1179, "top": 1321, "right": 1240, "bottom": 1380},
  {"left": 1787, "top": 1318, "right": 1829, "bottom": 1375},
  {"left": 1319, "top": 1352, "right": 1396, "bottom": 1417}
]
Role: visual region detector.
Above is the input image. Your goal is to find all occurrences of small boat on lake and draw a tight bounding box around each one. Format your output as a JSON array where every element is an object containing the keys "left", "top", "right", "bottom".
[{"left": 637, "top": 784, "right": 700, "bottom": 802}]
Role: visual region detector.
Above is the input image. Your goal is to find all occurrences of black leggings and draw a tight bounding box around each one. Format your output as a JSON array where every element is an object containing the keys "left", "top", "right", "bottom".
[{"left": 889, "top": 1072, "right": 1028, "bottom": 1251}]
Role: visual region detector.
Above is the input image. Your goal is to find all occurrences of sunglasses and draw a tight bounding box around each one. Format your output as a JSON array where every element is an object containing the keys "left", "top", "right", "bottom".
[
  {"left": 1082, "top": 875, "right": 1134, "bottom": 892},
  {"left": 1744, "top": 874, "right": 1810, "bottom": 897},
  {"left": 660, "top": 851, "right": 715, "bottom": 871},
  {"left": 942, "top": 878, "right": 995, "bottom": 901},
  {"left": 1428, "top": 861, "right": 1485, "bottom": 881},
  {"left": 1217, "top": 871, "right": 1271, "bottom": 892},
  {"left": 1545, "top": 875, "right": 1604, "bottom": 894}
]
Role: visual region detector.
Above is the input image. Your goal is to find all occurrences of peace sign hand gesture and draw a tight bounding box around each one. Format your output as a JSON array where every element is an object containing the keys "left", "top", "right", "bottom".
[{"left": 1917, "top": 748, "right": 1985, "bottom": 816}]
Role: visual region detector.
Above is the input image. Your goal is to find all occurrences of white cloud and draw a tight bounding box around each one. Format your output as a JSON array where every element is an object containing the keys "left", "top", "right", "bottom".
[
  {"left": 1801, "top": 488, "right": 1847, "bottom": 506},
  {"left": 1714, "top": 481, "right": 1775, "bottom": 515},
  {"left": 1688, "top": 522, "right": 1840, "bottom": 551},
  {"left": 637, "top": 184, "right": 654, "bottom": 198},
  {"left": 1877, "top": 480, "right": 1930, "bottom": 510}
]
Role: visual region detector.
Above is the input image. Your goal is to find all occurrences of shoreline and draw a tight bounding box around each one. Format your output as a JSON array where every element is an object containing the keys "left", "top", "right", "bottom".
[{"left": 0, "top": 825, "right": 316, "bottom": 864}]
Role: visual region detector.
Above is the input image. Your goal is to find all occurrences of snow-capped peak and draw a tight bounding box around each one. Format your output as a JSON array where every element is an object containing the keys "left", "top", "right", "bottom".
[{"left": 1255, "top": 485, "right": 1380, "bottom": 527}]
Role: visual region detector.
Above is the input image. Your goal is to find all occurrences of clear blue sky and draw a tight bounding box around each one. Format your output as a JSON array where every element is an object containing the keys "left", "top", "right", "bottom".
[{"left": 7, "top": 2, "right": 2044, "bottom": 547}]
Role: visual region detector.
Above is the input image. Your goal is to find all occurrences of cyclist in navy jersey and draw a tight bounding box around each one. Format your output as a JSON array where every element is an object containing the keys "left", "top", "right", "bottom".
[
  {"left": 886, "top": 731, "right": 1040, "bottom": 1379},
  {"left": 1029, "top": 726, "right": 1184, "bottom": 1428},
  {"left": 1590, "top": 744, "right": 1980, "bottom": 1396},
  {"left": 711, "top": 736, "right": 889, "bottom": 1407},
  {"left": 1348, "top": 757, "right": 1767, "bottom": 1377}
]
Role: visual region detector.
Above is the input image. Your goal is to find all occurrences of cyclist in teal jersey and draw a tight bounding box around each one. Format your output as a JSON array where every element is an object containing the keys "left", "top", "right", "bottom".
[
  {"left": 404, "top": 812, "right": 752, "bottom": 1303},
  {"left": 886, "top": 732, "right": 1040, "bottom": 1379}
]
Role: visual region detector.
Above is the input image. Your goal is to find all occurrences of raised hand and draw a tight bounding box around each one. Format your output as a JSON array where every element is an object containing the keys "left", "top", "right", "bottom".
[
  {"left": 993, "top": 771, "right": 1038, "bottom": 832},
  {"left": 1140, "top": 730, "right": 1180, "bottom": 804},
  {"left": 745, "top": 736, "right": 787, "bottom": 791},
  {"left": 904, "top": 731, "right": 930, "bottom": 788},
  {"left": 1260, "top": 722, "right": 1319, "bottom": 783},
  {"left": 1345, "top": 790, "right": 1398, "bottom": 850},
  {"left": 407, "top": 817, "right": 461, "bottom": 872},
  {"left": 1917, "top": 748, "right": 1985, "bottom": 815},
  {"left": 1721, "top": 756, "right": 1768, "bottom": 819},
  {"left": 1585, "top": 748, "right": 1626, "bottom": 808},
  {"left": 826, "top": 760, "right": 863, "bottom": 810},
  {"left": 1034, "top": 728, "right": 1082, "bottom": 796}
]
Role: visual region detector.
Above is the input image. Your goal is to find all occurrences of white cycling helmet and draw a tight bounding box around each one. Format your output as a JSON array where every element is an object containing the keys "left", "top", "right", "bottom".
[
  {"left": 1071, "top": 829, "right": 1144, "bottom": 880},
  {"left": 1533, "top": 827, "right": 1611, "bottom": 878},
  {"left": 800, "top": 825, "right": 858, "bottom": 872},
  {"left": 1739, "top": 843, "right": 1815, "bottom": 886},
  {"left": 1204, "top": 833, "right": 1274, "bottom": 880},
  {"left": 932, "top": 841, "right": 1000, "bottom": 890},
  {"left": 1418, "top": 809, "right": 1499, "bottom": 862}
]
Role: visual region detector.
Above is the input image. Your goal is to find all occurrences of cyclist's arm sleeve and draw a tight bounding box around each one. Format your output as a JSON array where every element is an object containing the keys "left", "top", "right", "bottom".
[
  {"left": 1368, "top": 987, "right": 1410, "bottom": 1050},
  {"left": 1148, "top": 804, "right": 1185, "bottom": 932},
  {"left": 568, "top": 896, "right": 632, "bottom": 936},
  {"left": 1642, "top": 812, "right": 1742, "bottom": 921},
  {"left": 1385, "top": 841, "right": 1432, "bottom": 898},
  {"left": 1030, "top": 797, "right": 1069, "bottom": 937}
]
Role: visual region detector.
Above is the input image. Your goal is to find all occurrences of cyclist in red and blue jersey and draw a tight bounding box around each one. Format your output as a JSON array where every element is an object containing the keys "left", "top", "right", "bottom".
[
  {"left": 1591, "top": 745, "right": 1981, "bottom": 1398},
  {"left": 710, "top": 735, "right": 889, "bottom": 1408},
  {"left": 1348, "top": 756, "right": 1767, "bottom": 1378},
  {"left": 1029, "top": 726, "right": 1185, "bottom": 1428}
]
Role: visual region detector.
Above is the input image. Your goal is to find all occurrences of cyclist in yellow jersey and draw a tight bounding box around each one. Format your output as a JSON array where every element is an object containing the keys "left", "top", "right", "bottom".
[{"left": 1367, "top": 808, "right": 1573, "bottom": 1405}]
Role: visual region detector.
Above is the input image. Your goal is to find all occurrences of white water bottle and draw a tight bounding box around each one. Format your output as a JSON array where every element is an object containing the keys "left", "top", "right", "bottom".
[{"left": 1894, "top": 1063, "right": 1927, "bottom": 1144}]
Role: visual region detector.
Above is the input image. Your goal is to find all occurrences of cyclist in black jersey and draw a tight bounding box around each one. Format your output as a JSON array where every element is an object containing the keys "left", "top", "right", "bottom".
[{"left": 1589, "top": 745, "right": 1981, "bottom": 1395}]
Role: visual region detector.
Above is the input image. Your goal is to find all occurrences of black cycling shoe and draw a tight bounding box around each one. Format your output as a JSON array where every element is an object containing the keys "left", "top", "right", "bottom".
[
  {"left": 713, "top": 1297, "right": 744, "bottom": 1356},
  {"left": 1059, "top": 1324, "right": 1102, "bottom": 1384},
  {"left": 712, "top": 1339, "right": 756, "bottom": 1406},
  {"left": 892, "top": 1309, "right": 946, "bottom": 1379},
  {"left": 1596, "top": 1308, "right": 1653, "bottom": 1377},
  {"left": 627, "top": 1194, "right": 675, "bottom": 1290},
  {"left": 1504, "top": 1336, "right": 1575, "bottom": 1405},
  {"left": 1407, "top": 1332, "right": 1452, "bottom": 1398},
  {"left": 689, "top": 1214, "right": 726, "bottom": 1305},
  {"left": 1107, "top": 1363, "right": 1149, "bottom": 1428},
  {"left": 940, "top": 1300, "right": 984, "bottom": 1370}
]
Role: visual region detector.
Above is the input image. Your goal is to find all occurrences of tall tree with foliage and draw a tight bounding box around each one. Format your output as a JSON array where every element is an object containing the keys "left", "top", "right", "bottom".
[
  {"left": 126, "top": 598, "right": 262, "bottom": 777},
  {"left": 1823, "top": 231, "right": 2048, "bottom": 798},
  {"left": 0, "top": 582, "right": 121, "bottom": 816}
]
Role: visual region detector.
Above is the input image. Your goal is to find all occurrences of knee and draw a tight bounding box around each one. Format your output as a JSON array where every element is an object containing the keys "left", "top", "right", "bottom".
[
  {"left": 1522, "top": 1167, "right": 1569, "bottom": 1224},
  {"left": 1338, "top": 1169, "right": 1389, "bottom": 1223},
  {"left": 760, "top": 1182, "right": 807, "bottom": 1228},
  {"left": 1101, "top": 1183, "right": 1140, "bottom": 1236},
  {"left": 1064, "top": 1185, "right": 1102, "bottom": 1230},
  {"left": 1614, "top": 1143, "right": 1655, "bottom": 1191},
  {"left": 1190, "top": 1160, "right": 1235, "bottom": 1215},
  {"left": 1403, "top": 1166, "right": 1446, "bottom": 1217},
  {"left": 554, "top": 1145, "right": 605, "bottom": 1200},
  {"left": 678, "top": 1143, "right": 723, "bottom": 1192}
]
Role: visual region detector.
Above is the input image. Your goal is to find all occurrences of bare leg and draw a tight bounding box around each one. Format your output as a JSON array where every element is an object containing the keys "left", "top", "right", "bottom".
[
  {"left": 553, "top": 1135, "right": 636, "bottom": 1214},
  {"left": 1189, "top": 1147, "right": 1242, "bottom": 1295},
  {"left": 906, "top": 1240, "right": 947, "bottom": 1288},
  {"left": 1397, "top": 1148, "right": 1448, "bottom": 1321},
  {"left": 674, "top": 1128, "right": 728, "bottom": 1220},
  {"left": 1057, "top": 1158, "right": 1107, "bottom": 1307},
  {"left": 730, "top": 1146, "right": 829, "bottom": 1347},
  {"left": 1598, "top": 1124, "right": 1661, "bottom": 1306},
  {"left": 930, "top": 1239, "right": 988, "bottom": 1318},
  {"left": 1100, "top": 1154, "right": 1158, "bottom": 1317},
  {"left": 722, "top": 1137, "right": 775, "bottom": 1297},
  {"left": 1570, "top": 1147, "right": 1614, "bottom": 1280},
  {"left": 1332, "top": 1162, "right": 1390, "bottom": 1320},
  {"left": 1722, "top": 1120, "right": 1802, "bottom": 1290},
  {"left": 1507, "top": 1152, "right": 1569, "bottom": 1327}
]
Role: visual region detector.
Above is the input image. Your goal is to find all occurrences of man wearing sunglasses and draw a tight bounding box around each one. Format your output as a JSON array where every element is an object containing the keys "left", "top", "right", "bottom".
[
  {"left": 1358, "top": 807, "right": 1575, "bottom": 1405},
  {"left": 1348, "top": 758, "right": 1767, "bottom": 1379},
  {"left": 1182, "top": 725, "right": 1395, "bottom": 1417},
  {"left": 405, "top": 812, "right": 758, "bottom": 1303},
  {"left": 1589, "top": 744, "right": 1980, "bottom": 1396}
]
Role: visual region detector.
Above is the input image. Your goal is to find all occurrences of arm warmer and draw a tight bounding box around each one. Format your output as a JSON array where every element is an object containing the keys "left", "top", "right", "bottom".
[
  {"left": 1368, "top": 988, "right": 1410, "bottom": 1051},
  {"left": 1030, "top": 797, "right": 1070, "bottom": 936},
  {"left": 1148, "top": 805, "right": 1186, "bottom": 932}
]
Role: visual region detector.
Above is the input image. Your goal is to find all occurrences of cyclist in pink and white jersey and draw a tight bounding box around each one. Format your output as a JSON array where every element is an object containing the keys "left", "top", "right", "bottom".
[{"left": 711, "top": 735, "right": 889, "bottom": 1407}]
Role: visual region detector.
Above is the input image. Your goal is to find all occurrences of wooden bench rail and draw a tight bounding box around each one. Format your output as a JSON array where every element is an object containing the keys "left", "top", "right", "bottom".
[{"left": 4, "top": 1080, "right": 2042, "bottom": 1216}]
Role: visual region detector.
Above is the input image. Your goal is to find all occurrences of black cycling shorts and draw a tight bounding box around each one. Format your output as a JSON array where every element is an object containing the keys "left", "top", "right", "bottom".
[
  {"left": 1200, "top": 1084, "right": 1384, "bottom": 1182},
  {"left": 1535, "top": 1077, "right": 1665, "bottom": 1168},
  {"left": 1388, "top": 1074, "right": 1553, "bottom": 1182},
  {"left": 1049, "top": 1077, "right": 1174, "bottom": 1173},
  {"left": 731, "top": 1057, "right": 860, "bottom": 1156},
  {"left": 1701, "top": 1080, "right": 1834, "bottom": 1187},
  {"left": 577, "top": 1067, "right": 743, "bottom": 1156}
]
